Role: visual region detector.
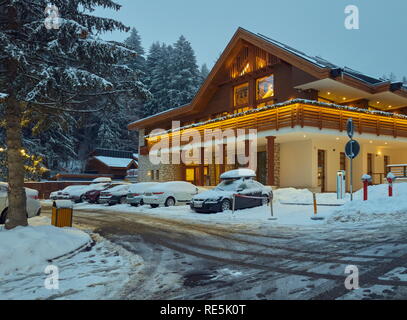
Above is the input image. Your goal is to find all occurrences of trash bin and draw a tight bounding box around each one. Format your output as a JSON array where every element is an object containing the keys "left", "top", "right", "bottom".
[{"left": 52, "top": 200, "right": 73, "bottom": 228}]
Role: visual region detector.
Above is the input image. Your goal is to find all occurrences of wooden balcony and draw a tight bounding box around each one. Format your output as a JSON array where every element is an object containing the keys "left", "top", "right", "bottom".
[{"left": 146, "top": 99, "right": 407, "bottom": 143}]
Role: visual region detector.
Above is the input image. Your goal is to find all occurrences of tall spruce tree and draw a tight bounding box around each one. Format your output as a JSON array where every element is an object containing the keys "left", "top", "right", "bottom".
[
  {"left": 143, "top": 42, "right": 174, "bottom": 116},
  {"left": 168, "top": 35, "right": 200, "bottom": 108},
  {"left": 200, "top": 63, "right": 210, "bottom": 84},
  {"left": 0, "top": 0, "right": 148, "bottom": 229},
  {"left": 124, "top": 28, "right": 146, "bottom": 75}
]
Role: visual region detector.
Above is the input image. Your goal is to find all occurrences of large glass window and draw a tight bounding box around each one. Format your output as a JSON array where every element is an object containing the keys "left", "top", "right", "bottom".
[
  {"left": 234, "top": 83, "right": 249, "bottom": 107},
  {"left": 256, "top": 75, "right": 274, "bottom": 100}
]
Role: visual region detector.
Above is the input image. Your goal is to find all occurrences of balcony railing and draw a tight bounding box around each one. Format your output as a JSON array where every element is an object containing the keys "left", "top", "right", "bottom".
[{"left": 146, "top": 99, "right": 407, "bottom": 144}]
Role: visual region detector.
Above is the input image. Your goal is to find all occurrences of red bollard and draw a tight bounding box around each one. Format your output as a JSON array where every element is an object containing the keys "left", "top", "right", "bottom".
[
  {"left": 361, "top": 175, "right": 372, "bottom": 201},
  {"left": 387, "top": 172, "right": 396, "bottom": 197},
  {"left": 387, "top": 178, "right": 393, "bottom": 197},
  {"left": 363, "top": 180, "right": 369, "bottom": 201}
]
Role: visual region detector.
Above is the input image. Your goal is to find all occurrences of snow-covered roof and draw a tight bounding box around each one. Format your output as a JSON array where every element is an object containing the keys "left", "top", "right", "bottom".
[
  {"left": 256, "top": 32, "right": 387, "bottom": 86},
  {"left": 0, "top": 93, "right": 8, "bottom": 100},
  {"left": 94, "top": 156, "right": 135, "bottom": 168}
]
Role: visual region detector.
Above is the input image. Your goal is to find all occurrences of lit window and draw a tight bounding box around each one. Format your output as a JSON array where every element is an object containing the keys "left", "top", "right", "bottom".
[
  {"left": 256, "top": 75, "right": 274, "bottom": 100},
  {"left": 234, "top": 83, "right": 249, "bottom": 107},
  {"left": 185, "top": 168, "right": 195, "bottom": 183}
]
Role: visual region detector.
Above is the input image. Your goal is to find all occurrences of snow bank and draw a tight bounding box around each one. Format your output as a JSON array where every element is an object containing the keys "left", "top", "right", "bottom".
[
  {"left": 274, "top": 188, "right": 347, "bottom": 205},
  {"left": 0, "top": 225, "right": 91, "bottom": 276},
  {"left": 329, "top": 183, "right": 407, "bottom": 223}
]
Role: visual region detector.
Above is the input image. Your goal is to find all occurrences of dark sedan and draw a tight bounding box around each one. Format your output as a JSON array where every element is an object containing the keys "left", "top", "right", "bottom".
[{"left": 190, "top": 169, "right": 272, "bottom": 213}]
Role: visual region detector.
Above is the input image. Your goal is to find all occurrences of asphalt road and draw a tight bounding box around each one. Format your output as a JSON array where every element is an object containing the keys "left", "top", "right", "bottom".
[{"left": 42, "top": 206, "right": 407, "bottom": 300}]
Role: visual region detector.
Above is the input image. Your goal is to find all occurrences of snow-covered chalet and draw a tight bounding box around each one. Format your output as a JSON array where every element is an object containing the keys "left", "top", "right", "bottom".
[{"left": 128, "top": 28, "right": 407, "bottom": 192}]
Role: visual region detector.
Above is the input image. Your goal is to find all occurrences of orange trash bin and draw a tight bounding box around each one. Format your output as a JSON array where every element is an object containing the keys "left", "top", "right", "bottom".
[{"left": 52, "top": 200, "right": 73, "bottom": 228}]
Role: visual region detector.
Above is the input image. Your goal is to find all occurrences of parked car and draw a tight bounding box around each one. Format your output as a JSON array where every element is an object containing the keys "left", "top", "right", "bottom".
[
  {"left": 143, "top": 181, "right": 199, "bottom": 208},
  {"left": 126, "top": 182, "right": 159, "bottom": 206},
  {"left": 0, "top": 182, "right": 41, "bottom": 224},
  {"left": 84, "top": 183, "right": 127, "bottom": 204},
  {"left": 190, "top": 169, "right": 272, "bottom": 213},
  {"left": 99, "top": 184, "right": 132, "bottom": 205},
  {"left": 65, "top": 183, "right": 111, "bottom": 203},
  {"left": 50, "top": 190, "right": 63, "bottom": 200}
]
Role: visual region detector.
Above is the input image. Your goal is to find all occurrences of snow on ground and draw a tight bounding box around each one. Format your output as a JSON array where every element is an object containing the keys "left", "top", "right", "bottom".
[
  {"left": 0, "top": 216, "right": 143, "bottom": 300},
  {"left": 67, "top": 183, "right": 407, "bottom": 227},
  {"left": 74, "top": 201, "right": 332, "bottom": 227},
  {"left": 328, "top": 183, "right": 407, "bottom": 224},
  {"left": 273, "top": 188, "right": 348, "bottom": 205},
  {"left": 0, "top": 219, "right": 91, "bottom": 277}
]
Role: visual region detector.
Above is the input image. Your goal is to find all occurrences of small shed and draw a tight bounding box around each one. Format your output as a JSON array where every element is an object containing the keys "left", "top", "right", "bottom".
[{"left": 85, "top": 149, "right": 138, "bottom": 180}]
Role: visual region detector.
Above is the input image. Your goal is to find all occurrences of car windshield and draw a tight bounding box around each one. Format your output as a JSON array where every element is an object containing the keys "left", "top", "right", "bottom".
[{"left": 215, "top": 178, "right": 246, "bottom": 191}]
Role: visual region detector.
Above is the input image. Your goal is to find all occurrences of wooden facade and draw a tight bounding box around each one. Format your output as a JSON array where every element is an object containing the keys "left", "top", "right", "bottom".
[{"left": 129, "top": 28, "right": 407, "bottom": 188}]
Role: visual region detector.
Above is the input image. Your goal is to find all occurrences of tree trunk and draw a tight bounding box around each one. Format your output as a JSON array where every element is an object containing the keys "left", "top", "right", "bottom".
[{"left": 4, "top": 97, "right": 27, "bottom": 229}]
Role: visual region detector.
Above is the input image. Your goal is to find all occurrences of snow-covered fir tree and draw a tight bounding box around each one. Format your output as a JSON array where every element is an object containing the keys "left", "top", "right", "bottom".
[
  {"left": 168, "top": 35, "right": 201, "bottom": 108},
  {"left": 143, "top": 36, "right": 202, "bottom": 117},
  {"left": 143, "top": 43, "right": 175, "bottom": 116},
  {"left": 0, "top": 0, "right": 148, "bottom": 229},
  {"left": 124, "top": 28, "right": 146, "bottom": 76},
  {"left": 200, "top": 63, "right": 210, "bottom": 84}
]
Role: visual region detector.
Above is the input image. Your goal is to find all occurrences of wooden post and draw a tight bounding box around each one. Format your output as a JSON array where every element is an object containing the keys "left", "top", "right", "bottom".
[
  {"left": 220, "top": 144, "right": 227, "bottom": 175},
  {"left": 199, "top": 147, "right": 205, "bottom": 186},
  {"left": 266, "top": 136, "right": 276, "bottom": 186}
]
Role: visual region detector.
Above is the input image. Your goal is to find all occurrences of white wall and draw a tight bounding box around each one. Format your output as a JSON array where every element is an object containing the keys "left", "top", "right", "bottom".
[
  {"left": 280, "top": 137, "right": 407, "bottom": 192},
  {"left": 280, "top": 140, "right": 313, "bottom": 188}
]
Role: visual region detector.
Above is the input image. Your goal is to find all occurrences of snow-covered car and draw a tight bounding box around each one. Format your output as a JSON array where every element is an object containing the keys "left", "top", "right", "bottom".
[
  {"left": 126, "top": 182, "right": 159, "bottom": 207},
  {"left": 0, "top": 182, "right": 41, "bottom": 224},
  {"left": 84, "top": 183, "right": 126, "bottom": 204},
  {"left": 99, "top": 184, "right": 131, "bottom": 205},
  {"left": 50, "top": 190, "right": 63, "bottom": 200},
  {"left": 64, "top": 183, "right": 111, "bottom": 203},
  {"left": 190, "top": 169, "right": 272, "bottom": 213},
  {"left": 143, "top": 181, "right": 199, "bottom": 208}
]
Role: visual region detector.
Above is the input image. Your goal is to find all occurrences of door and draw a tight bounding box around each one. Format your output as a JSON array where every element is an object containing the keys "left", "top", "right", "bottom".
[
  {"left": 367, "top": 153, "right": 373, "bottom": 176},
  {"left": 257, "top": 152, "right": 267, "bottom": 185},
  {"left": 318, "top": 150, "right": 326, "bottom": 192}
]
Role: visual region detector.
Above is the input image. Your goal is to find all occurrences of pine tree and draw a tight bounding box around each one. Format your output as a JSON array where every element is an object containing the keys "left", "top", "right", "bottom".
[
  {"left": 124, "top": 28, "right": 146, "bottom": 75},
  {"left": 0, "top": 0, "right": 148, "bottom": 229},
  {"left": 143, "top": 43, "right": 174, "bottom": 116},
  {"left": 200, "top": 64, "right": 210, "bottom": 84},
  {"left": 168, "top": 35, "right": 201, "bottom": 108}
]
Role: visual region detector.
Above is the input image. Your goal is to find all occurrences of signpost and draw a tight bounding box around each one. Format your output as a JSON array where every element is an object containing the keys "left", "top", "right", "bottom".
[{"left": 345, "top": 119, "right": 361, "bottom": 201}]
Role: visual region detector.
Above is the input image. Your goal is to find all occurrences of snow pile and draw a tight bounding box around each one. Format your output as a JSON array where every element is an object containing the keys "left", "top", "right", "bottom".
[
  {"left": 0, "top": 225, "right": 91, "bottom": 276},
  {"left": 329, "top": 183, "right": 407, "bottom": 223},
  {"left": 274, "top": 188, "right": 347, "bottom": 205}
]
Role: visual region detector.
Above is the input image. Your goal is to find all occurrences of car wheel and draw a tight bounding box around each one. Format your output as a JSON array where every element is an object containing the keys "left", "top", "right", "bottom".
[
  {"left": 220, "top": 199, "right": 231, "bottom": 212},
  {"left": 0, "top": 209, "right": 8, "bottom": 224},
  {"left": 36, "top": 208, "right": 41, "bottom": 216},
  {"left": 120, "top": 197, "right": 126, "bottom": 205},
  {"left": 150, "top": 204, "right": 159, "bottom": 208},
  {"left": 140, "top": 200, "right": 144, "bottom": 206},
  {"left": 165, "top": 197, "right": 175, "bottom": 207}
]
